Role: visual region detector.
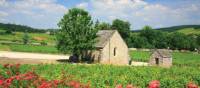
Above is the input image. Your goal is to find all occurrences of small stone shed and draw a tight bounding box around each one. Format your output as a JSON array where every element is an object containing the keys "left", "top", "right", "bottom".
[
  {"left": 149, "top": 49, "right": 172, "bottom": 67},
  {"left": 92, "top": 30, "right": 129, "bottom": 65}
]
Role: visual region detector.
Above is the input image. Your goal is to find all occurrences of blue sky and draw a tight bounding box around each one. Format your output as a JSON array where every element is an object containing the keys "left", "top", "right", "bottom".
[{"left": 0, "top": 0, "right": 200, "bottom": 30}]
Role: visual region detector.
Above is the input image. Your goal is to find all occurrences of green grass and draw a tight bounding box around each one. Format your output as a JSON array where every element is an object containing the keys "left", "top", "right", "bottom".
[
  {"left": 129, "top": 50, "right": 151, "bottom": 62},
  {"left": 173, "top": 52, "right": 200, "bottom": 67},
  {"left": 177, "top": 28, "right": 200, "bottom": 35},
  {"left": 0, "top": 32, "right": 55, "bottom": 44},
  {"left": 0, "top": 44, "right": 58, "bottom": 54}
]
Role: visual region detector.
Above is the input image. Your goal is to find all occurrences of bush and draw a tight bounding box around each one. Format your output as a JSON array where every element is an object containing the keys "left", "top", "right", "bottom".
[
  {"left": 40, "top": 40, "right": 47, "bottom": 46},
  {"left": 22, "top": 33, "right": 29, "bottom": 45}
]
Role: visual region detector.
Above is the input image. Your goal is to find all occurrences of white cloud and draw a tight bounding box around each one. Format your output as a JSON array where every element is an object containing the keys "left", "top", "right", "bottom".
[
  {"left": 0, "top": 0, "right": 68, "bottom": 28},
  {"left": 0, "top": 0, "right": 200, "bottom": 29},
  {"left": 0, "top": 0, "right": 7, "bottom": 6},
  {"left": 76, "top": 2, "right": 88, "bottom": 9},
  {"left": 89, "top": 0, "right": 200, "bottom": 29},
  {"left": 0, "top": 11, "right": 8, "bottom": 17}
]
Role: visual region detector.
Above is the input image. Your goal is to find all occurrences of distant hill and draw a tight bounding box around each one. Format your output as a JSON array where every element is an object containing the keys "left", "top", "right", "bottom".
[
  {"left": 0, "top": 23, "right": 47, "bottom": 33},
  {"left": 155, "top": 25, "right": 200, "bottom": 35},
  {"left": 155, "top": 25, "right": 200, "bottom": 31},
  {"left": 133, "top": 25, "right": 200, "bottom": 35}
]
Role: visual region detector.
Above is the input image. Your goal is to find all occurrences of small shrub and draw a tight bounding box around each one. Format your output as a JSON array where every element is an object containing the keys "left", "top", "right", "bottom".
[
  {"left": 40, "top": 40, "right": 47, "bottom": 46},
  {"left": 22, "top": 32, "right": 30, "bottom": 45}
]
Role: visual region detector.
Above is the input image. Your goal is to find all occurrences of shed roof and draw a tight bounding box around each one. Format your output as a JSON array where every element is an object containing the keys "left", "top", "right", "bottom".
[
  {"left": 154, "top": 49, "right": 172, "bottom": 58},
  {"left": 95, "top": 30, "right": 116, "bottom": 48}
]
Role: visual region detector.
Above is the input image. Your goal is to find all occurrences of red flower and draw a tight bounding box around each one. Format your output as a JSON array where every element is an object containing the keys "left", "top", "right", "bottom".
[
  {"left": 5, "top": 78, "right": 13, "bottom": 86},
  {"left": 23, "top": 72, "right": 37, "bottom": 80},
  {"left": 84, "top": 83, "right": 90, "bottom": 88},
  {"left": 68, "top": 81, "right": 81, "bottom": 88},
  {"left": 148, "top": 80, "right": 160, "bottom": 88},
  {"left": 3, "top": 64, "right": 9, "bottom": 68},
  {"left": 115, "top": 84, "right": 123, "bottom": 88},
  {"left": 24, "top": 76, "right": 35, "bottom": 80},
  {"left": 0, "top": 80, "right": 3, "bottom": 85},
  {"left": 187, "top": 82, "right": 198, "bottom": 88},
  {"left": 15, "top": 75, "right": 21, "bottom": 80},
  {"left": 126, "top": 84, "right": 135, "bottom": 88},
  {"left": 15, "top": 63, "right": 21, "bottom": 68},
  {"left": 53, "top": 80, "right": 59, "bottom": 85},
  {"left": 38, "top": 82, "right": 52, "bottom": 88}
]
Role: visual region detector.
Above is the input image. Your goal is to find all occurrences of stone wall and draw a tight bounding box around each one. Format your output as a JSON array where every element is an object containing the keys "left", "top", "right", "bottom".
[
  {"left": 100, "top": 31, "right": 129, "bottom": 65},
  {"left": 149, "top": 52, "right": 172, "bottom": 67}
]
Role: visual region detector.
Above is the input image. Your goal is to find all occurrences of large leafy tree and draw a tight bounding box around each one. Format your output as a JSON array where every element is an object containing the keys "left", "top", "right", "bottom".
[
  {"left": 139, "top": 25, "right": 168, "bottom": 48},
  {"left": 111, "top": 19, "right": 131, "bottom": 41},
  {"left": 57, "top": 8, "right": 98, "bottom": 60}
]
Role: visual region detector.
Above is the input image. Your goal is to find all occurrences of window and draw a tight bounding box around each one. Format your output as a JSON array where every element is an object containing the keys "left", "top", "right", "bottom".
[{"left": 114, "top": 47, "right": 117, "bottom": 56}]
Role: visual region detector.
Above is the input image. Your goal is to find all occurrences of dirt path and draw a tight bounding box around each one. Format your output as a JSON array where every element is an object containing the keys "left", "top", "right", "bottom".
[
  {"left": 0, "top": 51, "right": 69, "bottom": 64},
  {"left": 131, "top": 61, "right": 149, "bottom": 66}
]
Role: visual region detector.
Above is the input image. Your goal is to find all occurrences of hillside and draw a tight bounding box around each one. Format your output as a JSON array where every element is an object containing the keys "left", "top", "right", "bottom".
[
  {"left": 0, "top": 23, "right": 47, "bottom": 33},
  {"left": 155, "top": 25, "right": 200, "bottom": 35},
  {"left": 133, "top": 25, "right": 200, "bottom": 35}
]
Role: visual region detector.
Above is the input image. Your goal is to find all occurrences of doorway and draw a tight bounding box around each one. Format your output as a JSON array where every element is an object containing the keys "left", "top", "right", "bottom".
[{"left": 155, "top": 58, "right": 159, "bottom": 65}]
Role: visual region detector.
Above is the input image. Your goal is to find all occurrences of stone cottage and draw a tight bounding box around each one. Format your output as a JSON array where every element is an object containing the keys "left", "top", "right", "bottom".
[
  {"left": 92, "top": 30, "right": 129, "bottom": 65},
  {"left": 149, "top": 49, "right": 172, "bottom": 67}
]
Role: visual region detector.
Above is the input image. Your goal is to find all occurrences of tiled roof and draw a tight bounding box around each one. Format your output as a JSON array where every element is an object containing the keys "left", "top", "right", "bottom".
[
  {"left": 95, "top": 30, "right": 116, "bottom": 48},
  {"left": 155, "top": 49, "right": 172, "bottom": 58}
]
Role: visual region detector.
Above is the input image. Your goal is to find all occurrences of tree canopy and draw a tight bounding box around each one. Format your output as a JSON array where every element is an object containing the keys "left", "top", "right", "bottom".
[
  {"left": 57, "top": 8, "right": 98, "bottom": 60},
  {"left": 111, "top": 19, "right": 131, "bottom": 41}
]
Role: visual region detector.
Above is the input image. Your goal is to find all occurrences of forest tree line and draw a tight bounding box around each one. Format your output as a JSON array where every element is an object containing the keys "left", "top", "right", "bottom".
[{"left": 95, "top": 19, "right": 200, "bottom": 51}]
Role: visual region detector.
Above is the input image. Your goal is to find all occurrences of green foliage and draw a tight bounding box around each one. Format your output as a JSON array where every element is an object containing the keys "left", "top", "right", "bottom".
[
  {"left": 5, "top": 29, "right": 13, "bottom": 34},
  {"left": 40, "top": 40, "right": 47, "bottom": 46},
  {"left": 128, "top": 34, "right": 152, "bottom": 48},
  {"left": 95, "top": 21, "right": 111, "bottom": 30},
  {"left": 139, "top": 26, "right": 168, "bottom": 48},
  {"left": 197, "top": 35, "right": 200, "bottom": 47},
  {"left": 111, "top": 19, "right": 131, "bottom": 41},
  {"left": 130, "top": 26, "right": 198, "bottom": 50},
  {"left": 22, "top": 32, "right": 30, "bottom": 45},
  {"left": 57, "top": 8, "right": 98, "bottom": 59},
  {"left": 168, "top": 32, "right": 197, "bottom": 50}
]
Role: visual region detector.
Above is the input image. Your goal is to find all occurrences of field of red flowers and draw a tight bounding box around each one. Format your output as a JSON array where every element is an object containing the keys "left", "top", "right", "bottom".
[
  {"left": 0, "top": 64, "right": 91, "bottom": 88},
  {"left": 0, "top": 64, "right": 199, "bottom": 88}
]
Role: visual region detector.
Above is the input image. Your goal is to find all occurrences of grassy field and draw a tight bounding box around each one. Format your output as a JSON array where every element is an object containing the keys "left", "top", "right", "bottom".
[
  {"left": 0, "top": 31, "right": 55, "bottom": 44},
  {"left": 177, "top": 28, "right": 200, "bottom": 35},
  {"left": 0, "top": 63, "right": 200, "bottom": 88},
  {"left": 129, "top": 51, "right": 151, "bottom": 62},
  {"left": 0, "top": 30, "right": 58, "bottom": 53},
  {"left": 0, "top": 44, "right": 58, "bottom": 54}
]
